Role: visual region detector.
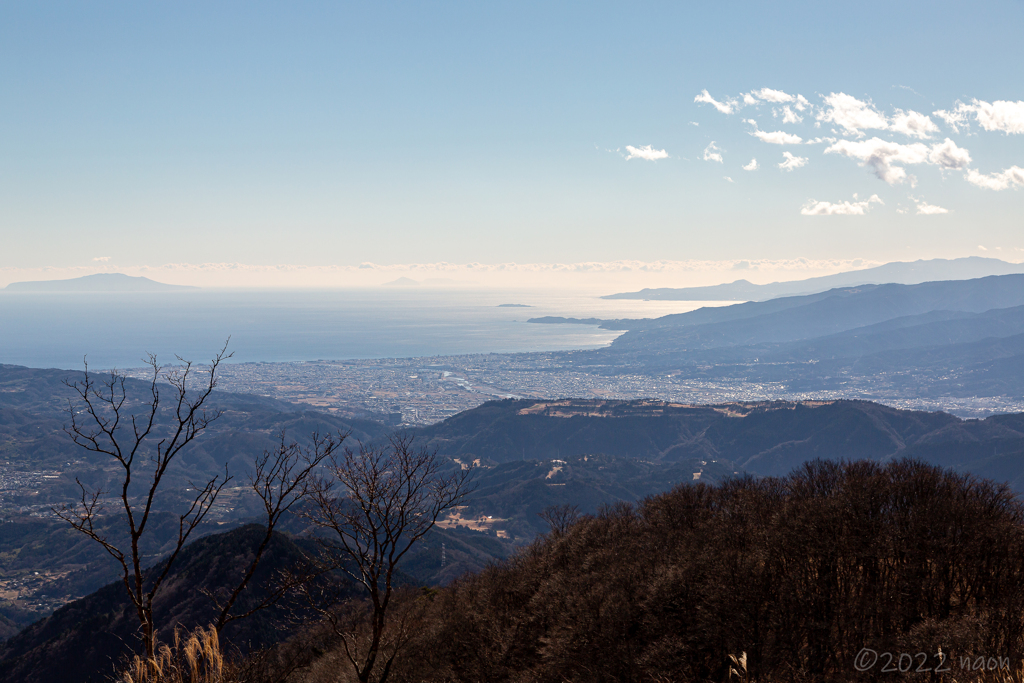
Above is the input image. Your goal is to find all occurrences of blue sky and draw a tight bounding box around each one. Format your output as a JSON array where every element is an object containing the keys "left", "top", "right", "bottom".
[{"left": 2, "top": 1, "right": 1023, "bottom": 286}]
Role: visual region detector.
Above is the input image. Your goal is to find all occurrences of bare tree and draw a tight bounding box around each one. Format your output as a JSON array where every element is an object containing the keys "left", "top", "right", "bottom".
[
  {"left": 539, "top": 503, "right": 581, "bottom": 536},
  {"left": 54, "top": 344, "right": 232, "bottom": 662},
  {"left": 207, "top": 430, "right": 345, "bottom": 633},
  {"left": 302, "top": 433, "right": 472, "bottom": 683}
]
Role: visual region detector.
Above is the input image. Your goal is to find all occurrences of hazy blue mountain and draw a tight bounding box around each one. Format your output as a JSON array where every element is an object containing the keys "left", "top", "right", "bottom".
[
  {"left": 603, "top": 257, "right": 1024, "bottom": 301},
  {"left": 671, "top": 304, "right": 1024, "bottom": 368},
  {"left": 3, "top": 273, "right": 197, "bottom": 293},
  {"left": 607, "top": 274, "right": 1024, "bottom": 353}
]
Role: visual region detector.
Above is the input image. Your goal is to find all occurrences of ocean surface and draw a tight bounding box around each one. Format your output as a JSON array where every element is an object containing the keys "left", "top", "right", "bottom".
[{"left": 0, "top": 289, "right": 720, "bottom": 370}]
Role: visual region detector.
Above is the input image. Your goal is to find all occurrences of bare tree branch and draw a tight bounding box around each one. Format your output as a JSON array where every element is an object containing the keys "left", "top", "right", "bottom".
[
  {"left": 53, "top": 341, "right": 232, "bottom": 664},
  {"left": 300, "top": 433, "right": 472, "bottom": 683},
  {"left": 206, "top": 430, "right": 345, "bottom": 632}
]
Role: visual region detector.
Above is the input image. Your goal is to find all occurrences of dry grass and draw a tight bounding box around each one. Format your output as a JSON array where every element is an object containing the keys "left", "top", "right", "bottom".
[
  {"left": 118, "top": 626, "right": 226, "bottom": 683},
  {"left": 972, "top": 662, "right": 1024, "bottom": 683}
]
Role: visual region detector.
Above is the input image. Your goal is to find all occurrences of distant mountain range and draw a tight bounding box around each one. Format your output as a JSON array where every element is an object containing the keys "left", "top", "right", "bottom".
[
  {"left": 415, "top": 397, "right": 1024, "bottom": 485},
  {"left": 3, "top": 273, "right": 196, "bottom": 292},
  {"left": 532, "top": 274, "right": 1024, "bottom": 402},
  {"left": 609, "top": 274, "right": 1024, "bottom": 351},
  {"left": 603, "top": 257, "right": 1024, "bottom": 301}
]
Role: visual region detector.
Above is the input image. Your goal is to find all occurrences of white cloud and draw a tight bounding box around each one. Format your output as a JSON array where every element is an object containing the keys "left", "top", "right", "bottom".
[
  {"left": 724, "top": 176, "right": 734, "bottom": 183},
  {"left": 825, "top": 137, "right": 970, "bottom": 185},
  {"left": 965, "top": 166, "right": 1024, "bottom": 190},
  {"left": 751, "top": 87, "right": 796, "bottom": 103},
  {"left": 933, "top": 106, "right": 969, "bottom": 133},
  {"left": 625, "top": 145, "right": 668, "bottom": 161},
  {"left": 817, "top": 93, "right": 889, "bottom": 136},
  {"left": 964, "top": 99, "right": 1024, "bottom": 134},
  {"left": 826, "top": 137, "right": 925, "bottom": 184},
  {"left": 935, "top": 99, "right": 1024, "bottom": 134},
  {"left": 915, "top": 201, "right": 949, "bottom": 215},
  {"left": 779, "top": 151, "right": 808, "bottom": 171},
  {"left": 978, "top": 245, "right": 988, "bottom": 251},
  {"left": 779, "top": 106, "right": 803, "bottom": 124},
  {"left": 753, "top": 129, "right": 804, "bottom": 145},
  {"left": 795, "top": 94, "right": 810, "bottom": 111},
  {"left": 890, "top": 110, "right": 939, "bottom": 139},
  {"left": 805, "top": 136, "right": 837, "bottom": 145},
  {"left": 801, "top": 194, "right": 883, "bottom": 215},
  {"left": 703, "top": 141, "right": 724, "bottom": 163},
  {"left": 743, "top": 158, "right": 759, "bottom": 171},
  {"left": 927, "top": 138, "right": 972, "bottom": 170},
  {"left": 694, "top": 89, "right": 737, "bottom": 115},
  {"left": 93, "top": 256, "right": 111, "bottom": 262}
]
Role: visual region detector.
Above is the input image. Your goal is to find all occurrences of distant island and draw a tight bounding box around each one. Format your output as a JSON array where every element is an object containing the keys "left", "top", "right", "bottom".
[
  {"left": 3, "top": 273, "right": 197, "bottom": 292},
  {"left": 382, "top": 277, "right": 420, "bottom": 286},
  {"left": 497, "top": 303, "right": 532, "bottom": 308}
]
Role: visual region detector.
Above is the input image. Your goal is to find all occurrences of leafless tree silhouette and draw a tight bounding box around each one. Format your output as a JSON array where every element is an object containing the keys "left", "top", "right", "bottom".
[
  {"left": 54, "top": 343, "right": 232, "bottom": 662},
  {"left": 302, "top": 434, "right": 472, "bottom": 683},
  {"left": 208, "top": 430, "right": 344, "bottom": 633}
]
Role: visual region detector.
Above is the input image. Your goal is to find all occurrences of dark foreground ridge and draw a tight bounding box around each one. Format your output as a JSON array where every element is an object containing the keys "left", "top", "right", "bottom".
[
  {"left": 396, "top": 459, "right": 1024, "bottom": 682},
  {"left": 17, "top": 458, "right": 1024, "bottom": 682},
  {"left": 0, "top": 525, "right": 320, "bottom": 683}
]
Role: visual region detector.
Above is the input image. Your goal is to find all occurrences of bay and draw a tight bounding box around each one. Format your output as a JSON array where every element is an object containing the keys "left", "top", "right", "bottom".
[{"left": 0, "top": 288, "right": 720, "bottom": 370}]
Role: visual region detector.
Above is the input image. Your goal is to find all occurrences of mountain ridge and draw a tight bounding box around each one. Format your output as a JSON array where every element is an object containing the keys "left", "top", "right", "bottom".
[{"left": 603, "top": 257, "right": 1024, "bottom": 301}]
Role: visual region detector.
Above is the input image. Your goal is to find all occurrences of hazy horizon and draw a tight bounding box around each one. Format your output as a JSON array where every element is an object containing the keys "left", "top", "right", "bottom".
[{"left": 6, "top": 254, "right": 1024, "bottom": 291}]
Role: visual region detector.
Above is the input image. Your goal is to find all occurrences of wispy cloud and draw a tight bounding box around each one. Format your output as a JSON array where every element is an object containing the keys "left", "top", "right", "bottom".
[
  {"left": 694, "top": 86, "right": 1022, "bottom": 201},
  {"left": 778, "top": 106, "right": 803, "bottom": 124},
  {"left": 825, "top": 137, "right": 970, "bottom": 185},
  {"left": 889, "top": 109, "right": 939, "bottom": 139},
  {"left": 93, "top": 256, "right": 111, "bottom": 262},
  {"left": 625, "top": 145, "right": 668, "bottom": 161},
  {"left": 928, "top": 138, "right": 973, "bottom": 169},
  {"left": 965, "top": 166, "right": 1024, "bottom": 190},
  {"left": 933, "top": 107, "right": 969, "bottom": 133},
  {"left": 816, "top": 93, "right": 889, "bottom": 136},
  {"left": 746, "top": 119, "right": 802, "bottom": 144},
  {"left": 915, "top": 200, "right": 949, "bottom": 214},
  {"left": 801, "top": 194, "right": 883, "bottom": 215},
  {"left": 937, "top": 99, "right": 1024, "bottom": 134},
  {"left": 779, "top": 151, "right": 808, "bottom": 171},
  {"left": 750, "top": 88, "right": 796, "bottom": 103},
  {"left": 703, "top": 141, "right": 724, "bottom": 163},
  {"left": 753, "top": 129, "right": 803, "bottom": 145},
  {"left": 694, "top": 89, "right": 737, "bottom": 115}
]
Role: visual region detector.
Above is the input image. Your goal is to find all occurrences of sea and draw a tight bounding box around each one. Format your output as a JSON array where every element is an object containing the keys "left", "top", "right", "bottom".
[{"left": 0, "top": 289, "right": 720, "bottom": 370}]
